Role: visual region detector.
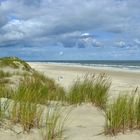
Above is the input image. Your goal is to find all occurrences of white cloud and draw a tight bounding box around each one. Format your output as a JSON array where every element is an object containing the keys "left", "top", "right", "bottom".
[
  {"left": 0, "top": 0, "right": 140, "bottom": 59},
  {"left": 59, "top": 51, "right": 64, "bottom": 56},
  {"left": 115, "top": 41, "right": 126, "bottom": 48},
  {"left": 134, "top": 39, "right": 140, "bottom": 44},
  {"left": 82, "top": 37, "right": 102, "bottom": 47},
  {"left": 81, "top": 33, "right": 90, "bottom": 37}
]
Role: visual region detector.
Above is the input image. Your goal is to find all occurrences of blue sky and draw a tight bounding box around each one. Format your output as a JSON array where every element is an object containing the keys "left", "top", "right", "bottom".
[{"left": 0, "top": 0, "right": 140, "bottom": 60}]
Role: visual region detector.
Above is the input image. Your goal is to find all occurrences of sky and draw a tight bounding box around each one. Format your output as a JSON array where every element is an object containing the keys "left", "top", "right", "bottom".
[{"left": 0, "top": 0, "right": 140, "bottom": 60}]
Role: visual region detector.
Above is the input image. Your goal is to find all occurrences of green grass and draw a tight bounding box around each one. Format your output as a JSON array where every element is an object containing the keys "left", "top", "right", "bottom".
[
  {"left": 0, "top": 56, "right": 32, "bottom": 71},
  {"left": 32, "top": 72, "right": 66, "bottom": 102},
  {"left": 0, "top": 69, "right": 67, "bottom": 135},
  {"left": 105, "top": 94, "right": 130, "bottom": 135},
  {"left": 2, "top": 61, "right": 140, "bottom": 138},
  {"left": 0, "top": 86, "right": 11, "bottom": 124},
  {"left": 135, "top": 96, "right": 140, "bottom": 129},
  {"left": 67, "top": 73, "right": 111, "bottom": 109},
  {"left": 11, "top": 100, "right": 43, "bottom": 132},
  {"left": 0, "top": 57, "right": 69, "bottom": 137},
  {"left": 11, "top": 72, "right": 66, "bottom": 104},
  {"left": 0, "top": 70, "right": 12, "bottom": 85},
  {"left": 0, "top": 85, "right": 10, "bottom": 98},
  {"left": 41, "top": 105, "right": 69, "bottom": 140},
  {"left": 12, "top": 77, "right": 48, "bottom": 104},
  {"left": 0, "top": 70, "right": 12, "bottom": 78},
  {"left": 104, "top": 90, "right": 140, "bottom": 135}
]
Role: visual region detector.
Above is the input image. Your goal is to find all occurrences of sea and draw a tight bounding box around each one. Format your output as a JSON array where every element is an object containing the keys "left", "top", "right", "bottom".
[{"left": 29, "top": 60, "right": 140, "bottom": 71}]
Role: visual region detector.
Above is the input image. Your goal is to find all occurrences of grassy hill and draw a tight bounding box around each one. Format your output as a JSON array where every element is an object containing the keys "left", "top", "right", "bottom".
[{"left": 0, "top": 56, "right": 32, "bottom": 71}]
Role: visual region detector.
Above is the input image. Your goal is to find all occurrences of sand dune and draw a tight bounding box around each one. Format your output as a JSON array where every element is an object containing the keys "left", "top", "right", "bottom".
[
  {"left": 26, "top": 62, "right": 140, "bottom": 140},
  {"left": 1, "top": 62, "right": 140, "bottom": 140}
]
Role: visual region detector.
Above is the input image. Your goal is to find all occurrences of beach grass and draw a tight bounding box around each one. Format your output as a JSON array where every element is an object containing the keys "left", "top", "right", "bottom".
[
  {"left": 135, "top": 96, "right": 140, "bottom": 129},
  {"left": 105, "top": 94, "right": 130, "bottom": 135},
  {"left": 11, "top": 100, "right": 43, "bottom": 132},
  {"left": 104, "top": 89, "right": 140, "bottom": 135},
  {"left": 0, "top": 99, "right": 10, "bottom": 123},
  {"left": 11, "top": 72, "right": 65, "bottom": 104},
  {"left": 0, "top": 69, "right": 67, "bottom": 135},
  {"left": 67, "top": 73, "right": 110, "bottom": 109},
  {"left": 41, "top": 105, "right": 69, "bottom": 140},
  {"left": 32, "top": 71, "right": 66, "bottom": 102},
  {"left": 0, "top": 56, "right": 32, "bottom": 71},
  {"left": 0, "top": 70, "right": 12, "bottom": 78},
  {"left": 2, "top": 56, "right": 140, "bottom": 138},
  {"left": 0, "top": 57, "right": 69, "bottom": 137}
]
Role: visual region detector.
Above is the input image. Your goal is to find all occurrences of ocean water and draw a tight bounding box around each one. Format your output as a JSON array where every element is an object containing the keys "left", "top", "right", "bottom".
[{"left": 30, "top": 60, "right": 140, "bottom": 71}]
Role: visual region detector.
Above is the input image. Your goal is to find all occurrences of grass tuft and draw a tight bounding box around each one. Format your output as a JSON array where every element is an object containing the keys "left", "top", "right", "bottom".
[
  {"left": 0, "top": 56, "right": 32, "bottom": 71},
  {"left": 0, "top": 70, "right": 12, "bottom": 78},
  {"left": 11, "top": 100, "right": 43, "bottom": 132},
  {"left": 67, "top": 73, "right": 111, "bottom": 109},
  {"left": 41, "top": 105, "right": 69, "bottom": 140},
  {"left": 12, "top": 72, "right": 66, "bottom": 104},
  {"left": 105, "top": 89, "right": 140, "bottom": 135}
]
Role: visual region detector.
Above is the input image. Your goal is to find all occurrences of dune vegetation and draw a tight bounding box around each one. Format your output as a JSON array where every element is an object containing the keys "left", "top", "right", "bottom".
[
  {"left": 0, "top": 57, "right": 68, "bottom": 139},
  {"left": 0, "top": 56, "right": 140, "bottom": 139},
  {"left": 0, "top": 56, "right": 32, "bottom": 71},
  {"left": 67, "top": 73, "right": 111, "bottom": 109},
  {"left": 105, "top": 89, "right": 140, "bottom": 135},
  {"left": 11, "top": 72, "right": 66, "bottom": 104},
  {"left": 0, "top": 70, "right": 12, "bottom": 78}
]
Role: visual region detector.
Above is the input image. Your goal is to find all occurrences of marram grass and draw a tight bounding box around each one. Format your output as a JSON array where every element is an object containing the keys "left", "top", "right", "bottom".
[
  {"left": 1, "top": 68, "right": 140, "bottom": 138},
  {"left": 0, "top": 70, "right": 12, "bottom": 78},
  {"left": 67, "top": 73, "right": 111, "bottom": 109},
  {"left": 41, "top": 105, "right": 69, "bottom": 140},
  {"left": 104, "top": 90, "right": 140, "bottom": 135},
  {"left": 135, "top": 96, "right": 140, "bottom": 128},
  {"left": 10, "top": 71, "right": 66, "bottom": 104},
  {"left": 0, "top": 56, "right": 32, "bottom": 71}
]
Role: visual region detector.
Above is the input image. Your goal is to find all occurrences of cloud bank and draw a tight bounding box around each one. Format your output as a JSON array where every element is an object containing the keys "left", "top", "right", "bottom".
[{"left": 0, "top": 0, "right": 140, "bottom": 60}]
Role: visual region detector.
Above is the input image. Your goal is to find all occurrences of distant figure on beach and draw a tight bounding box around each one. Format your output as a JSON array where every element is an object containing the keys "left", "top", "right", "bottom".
[{"left": 58, "top": 76, "right": 63, "bottom": 81}]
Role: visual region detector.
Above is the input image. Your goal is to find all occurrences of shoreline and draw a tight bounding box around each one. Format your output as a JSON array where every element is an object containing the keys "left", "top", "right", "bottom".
[
  {"left": 28, "top": 62, "right": 140, "bottom": 94},
  {"left": 28, "top": 61, "right": 140, "bottom": 73}
]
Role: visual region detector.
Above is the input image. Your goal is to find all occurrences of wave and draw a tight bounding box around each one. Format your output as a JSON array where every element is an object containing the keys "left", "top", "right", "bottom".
[{"left": 33, "top": 60, "right": 140, "bottom": 71}]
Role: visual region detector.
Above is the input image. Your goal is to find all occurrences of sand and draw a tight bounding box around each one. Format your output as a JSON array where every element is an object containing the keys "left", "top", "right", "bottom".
[
  {"left": 28, "top": 62, "right": 140, "bottom": 140},
  {"left": 28, "top": 62, "right": 140, "bottom": 93},
  {"left": 1, "top": 62, "right": 140, "bottom": 140}
]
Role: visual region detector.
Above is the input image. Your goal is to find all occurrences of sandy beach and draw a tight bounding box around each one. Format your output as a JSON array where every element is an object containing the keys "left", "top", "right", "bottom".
[
  {"left": 24, "top": 62, "right": 140, "bottom": 140},
  {"left": 29, "top": 62, "right": 140, "bottom": 93},
  {"left": 1, "top": 60, "right": 140, "bottom": 140}
]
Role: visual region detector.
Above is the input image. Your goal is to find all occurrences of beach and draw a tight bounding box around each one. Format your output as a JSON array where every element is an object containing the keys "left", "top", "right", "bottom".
[
  {"left": 25, "top": 62, "right": 140, "bottom": 140},
  {"left": 29, "top": 62, "right": 140, "bottom": 93},
  {"left": 0, "top": 60, "right": 140, "bottom": 140}
]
